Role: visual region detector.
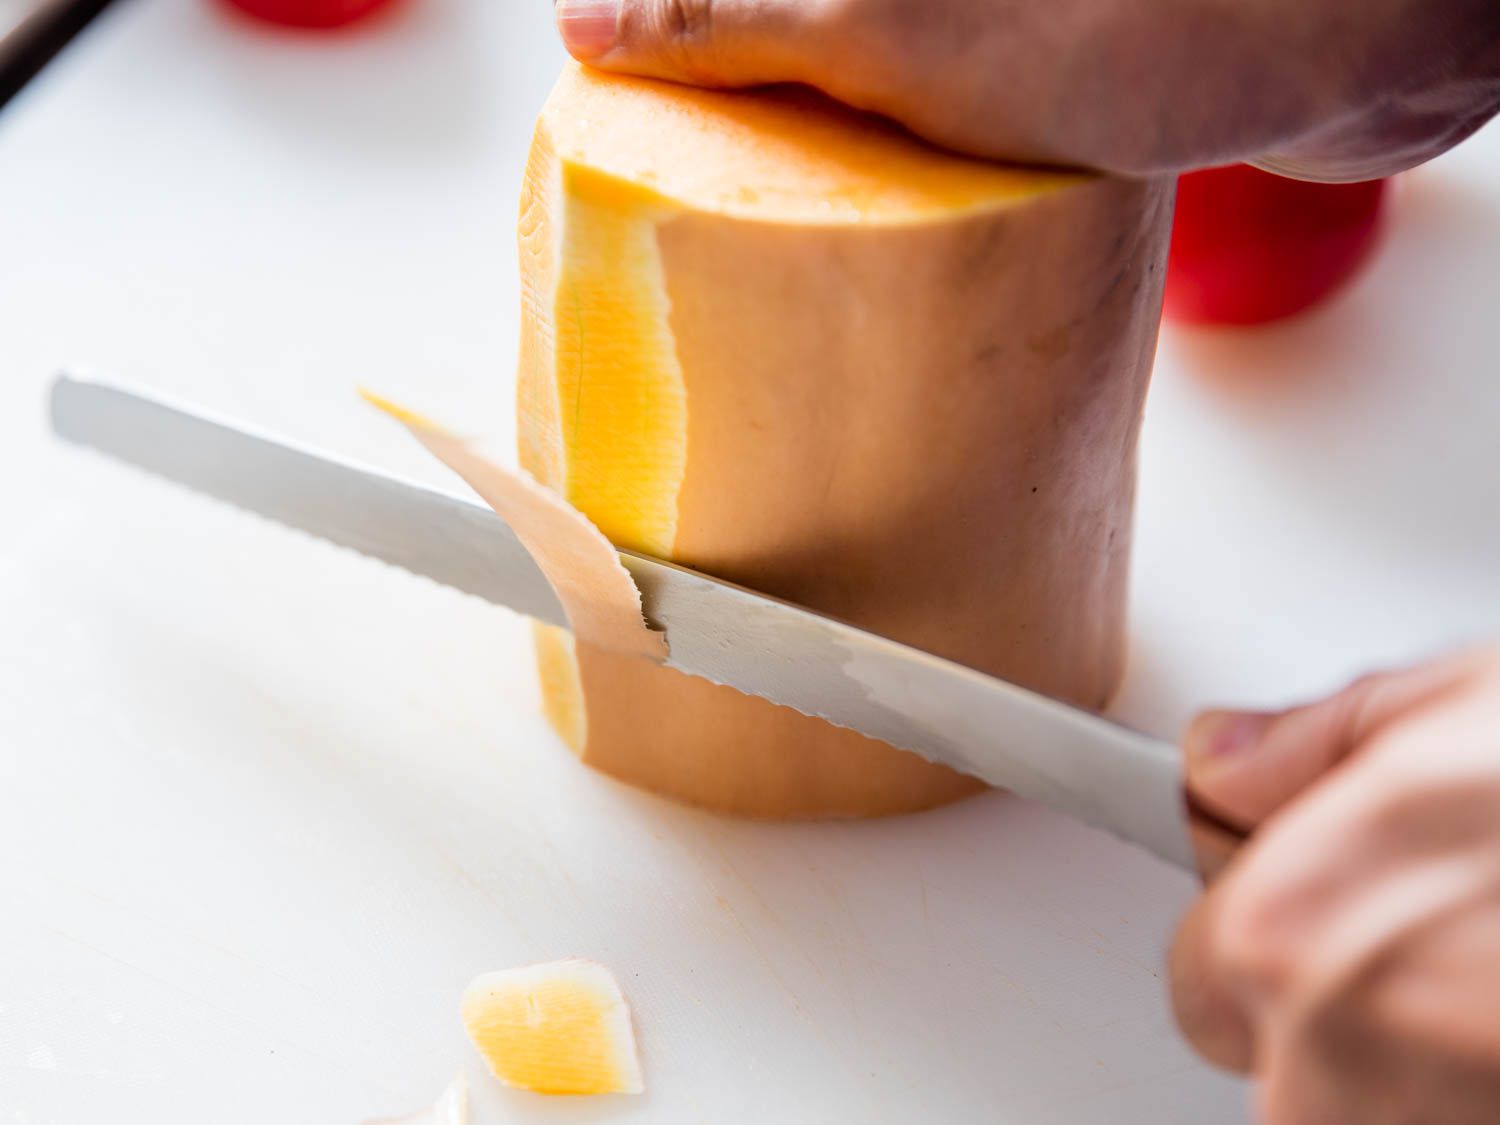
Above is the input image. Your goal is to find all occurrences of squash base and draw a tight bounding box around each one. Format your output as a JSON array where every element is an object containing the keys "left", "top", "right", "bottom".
[{"left": 544, "top": 637, "right": 989, "bottom": 819}]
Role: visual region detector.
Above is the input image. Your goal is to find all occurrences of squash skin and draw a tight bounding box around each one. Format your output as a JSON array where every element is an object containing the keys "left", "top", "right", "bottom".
[{"left": 518, "top": 69, "right": 1174, "bottom": 819}]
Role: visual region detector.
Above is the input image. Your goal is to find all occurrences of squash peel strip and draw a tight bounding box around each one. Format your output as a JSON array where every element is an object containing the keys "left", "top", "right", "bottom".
[{"left": 363, "top": 390, "right": 667, "bottom": 665}]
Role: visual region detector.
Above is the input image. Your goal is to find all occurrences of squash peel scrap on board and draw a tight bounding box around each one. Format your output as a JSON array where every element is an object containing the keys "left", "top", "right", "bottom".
[
  {"left": 461, "top": 959, "right": 644, "bottom": 1097},
  {"left": 361, "top": 389, "right": 667, "bottom": 671}
]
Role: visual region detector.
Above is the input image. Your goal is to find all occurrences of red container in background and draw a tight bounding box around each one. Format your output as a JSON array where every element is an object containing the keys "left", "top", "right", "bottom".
[
  {"left": 223, "top": 0, "right": 394, "bottom": 29},
  {"left": 1164, "top": 165, "right": 1390, "bottom": 326}
]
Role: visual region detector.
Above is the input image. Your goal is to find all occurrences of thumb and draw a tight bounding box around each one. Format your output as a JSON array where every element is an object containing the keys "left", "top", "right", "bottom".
[
  {"left": 1183, "top": 651, "right": 1486, "bottom": 838},
  {"left": 554, "top": 0, "right": 823, "bottom": 87}
]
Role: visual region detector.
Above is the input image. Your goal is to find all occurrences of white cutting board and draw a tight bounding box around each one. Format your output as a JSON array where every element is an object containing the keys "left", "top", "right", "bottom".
[{"left": 1, "top": 1, "right": 1497, "bottom": 1121}]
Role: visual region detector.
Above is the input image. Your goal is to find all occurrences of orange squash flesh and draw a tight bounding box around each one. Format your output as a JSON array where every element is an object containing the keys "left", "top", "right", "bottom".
[{"left": 517, "top": 64, "right": 1173, "bottom": 818}]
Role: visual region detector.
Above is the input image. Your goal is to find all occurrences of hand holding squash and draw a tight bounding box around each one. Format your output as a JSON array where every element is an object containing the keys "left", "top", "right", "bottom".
[{"left": 556, "top": 0, "right": 1500, "bottom": 180}]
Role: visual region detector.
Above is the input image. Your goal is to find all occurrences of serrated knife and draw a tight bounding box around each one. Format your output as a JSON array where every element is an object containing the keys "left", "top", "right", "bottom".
[{"left": 49, "top": 371, "right": 1214, "bottom": 874}]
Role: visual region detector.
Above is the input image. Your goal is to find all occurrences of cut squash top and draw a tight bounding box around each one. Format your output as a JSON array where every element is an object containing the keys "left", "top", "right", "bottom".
[{"left": 540, "top": 64, "right": 1086, "bottom": 225}]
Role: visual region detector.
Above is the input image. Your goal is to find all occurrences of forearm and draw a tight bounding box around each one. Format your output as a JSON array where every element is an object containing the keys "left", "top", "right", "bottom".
[
  {"left": 882, "top": 0, "right": 1500, "bottom": 176},
  {"left": 1255, "top": 10, "right": 1500, "bottom": 181}
]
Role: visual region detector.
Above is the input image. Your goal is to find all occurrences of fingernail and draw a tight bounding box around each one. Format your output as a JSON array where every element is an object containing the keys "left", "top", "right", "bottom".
[
  {"left": 1186, "top": 711, "right": 1272, "bottom": 762},
  {"left": 556, "top": 0, "right": 619, "bottom": 60}
]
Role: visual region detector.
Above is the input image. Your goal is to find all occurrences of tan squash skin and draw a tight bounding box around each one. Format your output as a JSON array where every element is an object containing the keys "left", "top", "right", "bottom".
[
  {"left": 570, "top": 180, "right": 1172, "bottom": 818},
  {"left": 518, "top": 68, "right": 1174, "bottom": 818}
]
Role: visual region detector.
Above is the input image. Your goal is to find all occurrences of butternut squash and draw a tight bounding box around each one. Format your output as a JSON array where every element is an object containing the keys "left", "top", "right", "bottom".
[{"left": 517, "top": 64, "right": 1173, "bottom": 818}]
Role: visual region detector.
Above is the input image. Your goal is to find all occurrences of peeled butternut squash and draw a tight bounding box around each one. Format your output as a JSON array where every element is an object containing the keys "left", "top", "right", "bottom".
[{"left": 517, "top": 64, "right": 1173, "bottom": 818}]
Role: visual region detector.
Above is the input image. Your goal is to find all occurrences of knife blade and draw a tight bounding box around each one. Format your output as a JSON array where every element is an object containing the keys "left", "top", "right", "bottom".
[
  {"left": 49, "top": 371, "right": 1196, "bottom": 871},
  {"left": 1, "top": 0, "right": 116, "bottom": 111}
]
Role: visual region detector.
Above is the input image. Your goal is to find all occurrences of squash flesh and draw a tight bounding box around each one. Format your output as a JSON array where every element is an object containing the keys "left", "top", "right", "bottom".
[{"left": 547, "top": 165, "right": 686, "bottom": 558}]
